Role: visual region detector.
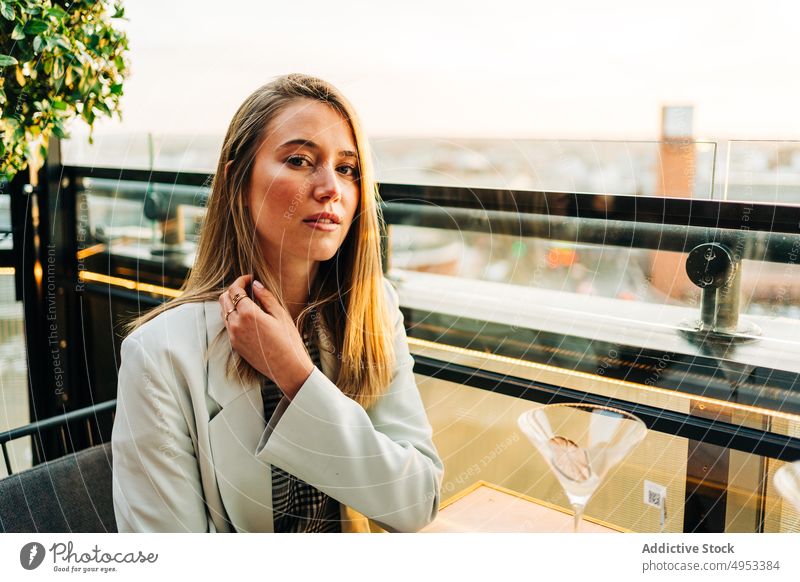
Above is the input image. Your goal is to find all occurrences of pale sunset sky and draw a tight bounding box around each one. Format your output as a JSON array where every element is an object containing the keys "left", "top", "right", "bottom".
[{"left": 76, "top": 0, "right": 800, "bottom": 141}]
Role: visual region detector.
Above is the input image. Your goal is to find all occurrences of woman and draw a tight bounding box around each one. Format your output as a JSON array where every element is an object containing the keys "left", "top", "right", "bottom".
[{"left": 111, "top": 74, "right": 444, "bottom": 533}]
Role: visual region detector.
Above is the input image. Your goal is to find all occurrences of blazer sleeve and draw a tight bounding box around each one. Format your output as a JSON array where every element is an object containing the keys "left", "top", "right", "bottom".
[
  {"left": 255, "top": 280, "right": 444, "bottom": 532},
  {"left": 111, "top": 335, "right": 211, "bottom": 532}
]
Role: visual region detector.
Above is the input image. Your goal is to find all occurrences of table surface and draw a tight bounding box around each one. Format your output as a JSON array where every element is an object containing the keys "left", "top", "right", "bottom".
[{"left": 420, "top": 481, "right": 621, "bottom": 533}]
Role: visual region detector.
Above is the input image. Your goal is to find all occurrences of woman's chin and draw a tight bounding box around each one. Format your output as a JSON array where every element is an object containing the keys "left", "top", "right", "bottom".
[
  {"left": 306, "top": 245, "right": 341, "bottom": 263},
  {"left": 314, "top": 251, "right": 340, "bottom": 263}
]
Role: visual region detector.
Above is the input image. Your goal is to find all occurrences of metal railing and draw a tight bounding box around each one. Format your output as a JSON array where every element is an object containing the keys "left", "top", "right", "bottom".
[{"left": 0, "top": 400, "right": 116, "bottom": 476}]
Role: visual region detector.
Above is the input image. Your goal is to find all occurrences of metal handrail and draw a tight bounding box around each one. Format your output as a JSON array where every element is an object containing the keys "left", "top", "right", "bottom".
[
  {"left": 0, "top": 400, "right": 116, "bottom": 476},
  {"left": 383, "top": 203, "right": 800, "bottom": 264}
]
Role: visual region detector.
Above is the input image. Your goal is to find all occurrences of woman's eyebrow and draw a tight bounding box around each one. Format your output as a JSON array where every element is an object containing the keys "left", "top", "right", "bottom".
[{"left": 277, "top": 139, "right": 357, "bottom": 158}]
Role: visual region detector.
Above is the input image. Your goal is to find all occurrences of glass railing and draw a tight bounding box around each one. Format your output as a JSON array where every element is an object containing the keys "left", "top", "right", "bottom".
[
  {"left": 724, "top": 140, "right": 800, "bottom": 204},
  {"left": 64, "top": 135, "right": 718, "bottom": 197},
  {"left": 373, "top": 138, "right": 717, "bottom": 198},
  {"left": 58, "top": 152, "right": 800, "bottom": 532},
  {"left": 381, "top": 184, "right": 800, "bottom": 409},
  {"left": 0, "top": 192, "right": 29, "bottom": 477},
  {"left": 65, "top": 134, "right": 800, "bottom": 206},
  {"left": 72, "top": 168, "right": 800, "bottom": 420}
]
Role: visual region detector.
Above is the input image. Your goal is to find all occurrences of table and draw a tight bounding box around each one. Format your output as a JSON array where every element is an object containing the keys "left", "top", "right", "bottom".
[{"left": 420, "top": 481, "right": 622, "bottom": 533}]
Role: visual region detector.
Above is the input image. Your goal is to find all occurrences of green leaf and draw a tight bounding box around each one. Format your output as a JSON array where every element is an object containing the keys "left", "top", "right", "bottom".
[
  {"left": 45, "top": 6, "right": 67, "bottom": 20},
  {"left": 1, "top": 0, "right": 129, "bottom": 177},
  {"left": 14, "top": 43, "right": 34, "bottom": 64},
  {"left": 94, "top": 100, "right": 110, "bottom": 116},
  {"left": 23, "top": 19, "right": 48, "bottom": 35},
  {"left": 0, "top": 2, "right": 14, "bottom": 21}
]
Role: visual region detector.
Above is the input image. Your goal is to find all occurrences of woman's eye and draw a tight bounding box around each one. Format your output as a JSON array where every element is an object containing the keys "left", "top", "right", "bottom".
[
  {"left": 337, "top": 164, "right": 359, "bottom": 178},
  {"left": 286, "top": 155, "right": 310, "bottom": 167}
]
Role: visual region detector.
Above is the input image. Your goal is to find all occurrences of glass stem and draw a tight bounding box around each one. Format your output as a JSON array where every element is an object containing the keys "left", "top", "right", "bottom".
[{"left": 572, "top": 503, "right": 585, "bottom": 533}]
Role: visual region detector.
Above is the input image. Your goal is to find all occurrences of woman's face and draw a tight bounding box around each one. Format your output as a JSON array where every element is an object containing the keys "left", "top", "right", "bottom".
[{"left": 246, "top": 98, "right": 360, "bottom": 273}]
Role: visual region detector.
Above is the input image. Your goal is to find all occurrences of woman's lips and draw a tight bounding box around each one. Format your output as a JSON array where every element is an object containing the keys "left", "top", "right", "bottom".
[{"left": 303, "top": 219, "right": 339, "bottom": 232}]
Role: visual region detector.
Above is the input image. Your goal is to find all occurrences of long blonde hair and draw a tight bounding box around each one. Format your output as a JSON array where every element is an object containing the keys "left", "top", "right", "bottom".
[{"left": 126, "top": 74, "right": 394, "bottom": 409}]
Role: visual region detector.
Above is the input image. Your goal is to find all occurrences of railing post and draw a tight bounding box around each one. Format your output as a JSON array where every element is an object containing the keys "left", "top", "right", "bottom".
[{"left": 682, "top": 242, "right": 761, "bottom": 342}]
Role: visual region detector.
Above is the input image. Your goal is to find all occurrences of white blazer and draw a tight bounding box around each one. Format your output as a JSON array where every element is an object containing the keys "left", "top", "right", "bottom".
[{"left": 111, "top": 278, "right": 444, "bottom": 532}]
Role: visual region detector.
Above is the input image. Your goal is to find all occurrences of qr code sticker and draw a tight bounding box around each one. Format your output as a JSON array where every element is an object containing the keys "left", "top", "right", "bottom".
[{"left": 644, "top": 480, "right": 666, "bottom": 508}]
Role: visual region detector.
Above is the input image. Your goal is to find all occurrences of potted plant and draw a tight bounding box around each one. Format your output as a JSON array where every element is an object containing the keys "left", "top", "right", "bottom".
[{"left": 0, "top": 0, "right": 129, "bottom": 183}]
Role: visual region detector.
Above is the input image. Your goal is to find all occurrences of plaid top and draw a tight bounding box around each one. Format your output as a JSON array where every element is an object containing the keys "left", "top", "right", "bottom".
[{"left": 261, "top": 327, "right": 341, "bottom": 533}]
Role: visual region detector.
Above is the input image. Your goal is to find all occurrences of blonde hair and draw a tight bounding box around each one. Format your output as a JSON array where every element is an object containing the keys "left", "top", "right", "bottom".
[{"left": 126, "top": 74, "right": 394, "bottom": 409}]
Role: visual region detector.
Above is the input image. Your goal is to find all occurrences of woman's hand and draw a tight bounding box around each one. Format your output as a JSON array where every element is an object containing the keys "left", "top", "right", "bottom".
[{"left": 219, "top": 274, "right": 314, "bottom": 400}]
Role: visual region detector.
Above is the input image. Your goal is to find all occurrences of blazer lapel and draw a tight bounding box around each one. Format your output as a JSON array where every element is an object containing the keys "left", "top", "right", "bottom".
[
  {"left": 203, "top": 301, "right": 274, "bottom": 532},
  {"left": 201, "top": 301, "right": 370, "bottom": 533}
]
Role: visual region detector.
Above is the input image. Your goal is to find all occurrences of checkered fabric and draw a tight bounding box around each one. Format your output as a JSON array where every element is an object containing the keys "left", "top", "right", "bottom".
[{"left": 261, "top": 321, "right": 341, "bottom": 533}]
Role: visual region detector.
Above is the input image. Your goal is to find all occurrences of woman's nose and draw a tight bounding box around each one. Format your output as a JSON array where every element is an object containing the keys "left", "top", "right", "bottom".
[{"left": 312, "top": 165, "right": 342, "bottom": 201}]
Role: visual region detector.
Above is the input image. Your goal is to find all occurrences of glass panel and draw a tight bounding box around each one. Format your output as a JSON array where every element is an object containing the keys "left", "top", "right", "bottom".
[
  {"left": 0, "top": 193, "right": 10, "bottom": 253},
  {"left": 714, "top": 141, "right": 800, "bottom": 317},
  {"left": 391, "top": 224, "right": 799, "bottom": 323},
  {"left": 420, "top": 375, "right": 800, "bottom": 533},
  {"left": 724, "top": 140, "right": 800, "bottom": 204},
  {"left": 375, "top": 139, "right": 717, "bottom": 198},
  {"left": 0, "top": 269, "right": 31, "bottom": 476},
  {"left": 388, "top": 199, "right": 800, "bottom": 426},
  {"left": 77, "top": 177, "right": 208, "bottom": 272},
  {"left": 740, "top": 259, "right": 800, "bottom": 319},
  {"left": 64, "top": 135, "right": 718, "bottom": 200},
  {"left": 62, "top": 132, "right": 222, "bottom": 173},
  {"left": 1, "top": 193, "right": 32, "bottom": 475}
]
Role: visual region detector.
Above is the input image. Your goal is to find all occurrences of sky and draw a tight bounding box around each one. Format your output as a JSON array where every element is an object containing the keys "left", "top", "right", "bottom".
[{"left": 76, "top": 0, "right": 800, "bottom": 141}]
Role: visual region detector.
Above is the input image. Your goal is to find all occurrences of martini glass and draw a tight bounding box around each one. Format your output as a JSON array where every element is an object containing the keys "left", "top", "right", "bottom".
[
  {"left": 518, "top": 403, "right": 647, "bottom": 532},
  {"left": 774, "top": 460, "right": 800, "bottom": 513}
]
